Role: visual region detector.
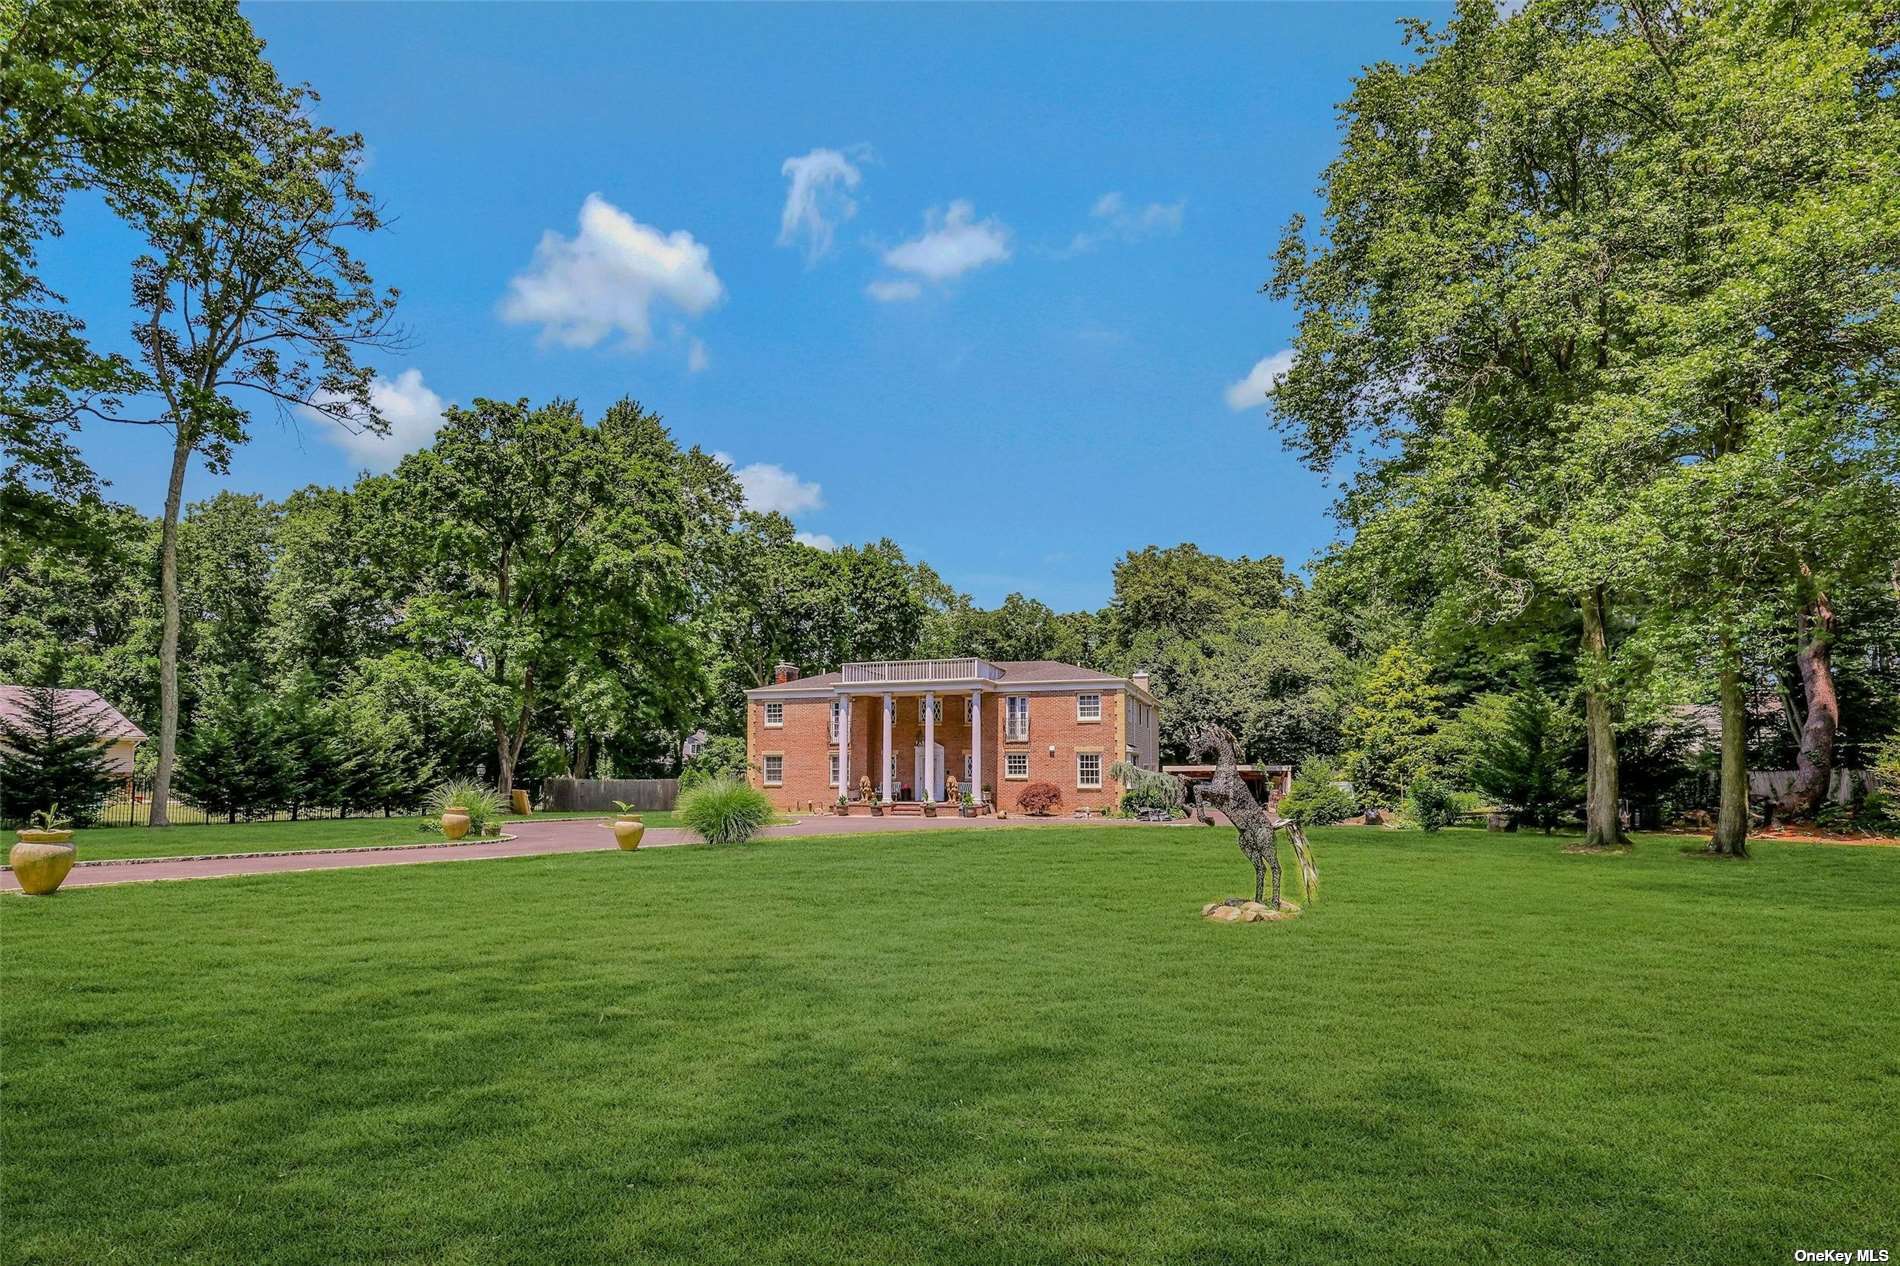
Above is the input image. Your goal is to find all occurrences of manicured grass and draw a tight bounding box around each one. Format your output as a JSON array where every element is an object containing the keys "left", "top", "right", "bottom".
[
  {"left": 3, "top": 827, "right": 1896, "bottom": 1264},
  {"left": 2, "top": 811, "right": 684, "bottom": 861}
]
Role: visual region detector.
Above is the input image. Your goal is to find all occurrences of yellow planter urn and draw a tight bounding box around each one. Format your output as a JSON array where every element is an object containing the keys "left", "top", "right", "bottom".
[
  {"left": 10, "top": 830, "right": 77, "bottom": 895},
  {"left": 440, "top": 806, "right": 471, "bottom": 841},
  {"left": 612, "top": 816, "right": 645, "bottom": 850}
]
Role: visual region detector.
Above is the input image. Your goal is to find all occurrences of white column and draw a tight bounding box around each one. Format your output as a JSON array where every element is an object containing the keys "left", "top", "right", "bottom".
[
  {"left": 881, "top": 693, "right": 893, "bottom": 803},
  {"left": 839, "top": 695, "right": 850, "bottom": 800},
  {"left": 971, "top": 692, "right": 982, "bottom": 806},
  {"left": 924, "top": 691, "right": 936, "bottom": 801}
]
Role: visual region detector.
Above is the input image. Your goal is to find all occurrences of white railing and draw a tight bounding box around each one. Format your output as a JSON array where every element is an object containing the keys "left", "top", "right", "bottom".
[{"left": 841, "top": 657, "right": 1003, "bottom": 684}]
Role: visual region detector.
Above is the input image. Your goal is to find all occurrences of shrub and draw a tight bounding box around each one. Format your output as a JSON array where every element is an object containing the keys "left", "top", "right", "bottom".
[
  {"left": 1018, "top": 781, "right": 1062, "bottom": 816},
  {"left": 1875, "top": 730, "right": 1900, "bottom": 799},
  {"left": 678, "top": 777, "right": 773, "bottom": 844},
  {"left": 1279, "top": 757, "right": 1355, "bottom": 826},
  {"left": 1109, "top": 761, "right": 1183, "bottom": 816},
  {"left": 680, "top": 735, "right": 747, "bottom": 791},
  {"left": 425, "top": 778, "right": 504, "bottom": 836},
  {"left": 1404, "top": 775, "right": 1465, "bottom": 832}
]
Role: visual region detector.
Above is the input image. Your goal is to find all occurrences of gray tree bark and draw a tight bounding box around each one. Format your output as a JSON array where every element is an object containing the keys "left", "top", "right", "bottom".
[
  {"left": 1579, "top": 588, "right": 1630, "bottom": 848},
  {"left": 1711, "top": 638, "right": 1750, "bottom": 856},
  {"left": 150, "top": 428, "right": 194, "bottom": 829}
]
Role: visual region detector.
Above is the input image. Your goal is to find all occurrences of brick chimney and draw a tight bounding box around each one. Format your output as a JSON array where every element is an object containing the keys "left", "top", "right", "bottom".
[
  {"left": 773, "top": 662, "right": 799, "bottom": 685},
  {"left": 1131, "top": 670, "right": 1151, "bottom": 693}
]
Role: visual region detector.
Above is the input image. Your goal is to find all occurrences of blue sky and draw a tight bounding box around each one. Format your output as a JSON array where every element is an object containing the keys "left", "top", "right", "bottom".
[{"left": 54, "top": 2, "right": 1439, "bottom": 610}]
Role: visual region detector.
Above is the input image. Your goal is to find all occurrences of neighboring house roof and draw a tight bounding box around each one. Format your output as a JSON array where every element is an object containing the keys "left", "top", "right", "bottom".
[{"left": 0, "top": 687, "right": 146, "bottom": 742}]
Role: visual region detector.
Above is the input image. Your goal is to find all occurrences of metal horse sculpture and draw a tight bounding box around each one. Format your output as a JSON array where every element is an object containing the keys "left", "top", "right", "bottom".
[{"left": 1188, "top": 724, "right": 1318, "bottom": 910}]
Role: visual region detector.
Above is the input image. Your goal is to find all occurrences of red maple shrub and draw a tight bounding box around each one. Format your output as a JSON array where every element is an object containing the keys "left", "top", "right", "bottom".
[{"left": 1018, "top": 781, "right": 1062, "bottom": 816}]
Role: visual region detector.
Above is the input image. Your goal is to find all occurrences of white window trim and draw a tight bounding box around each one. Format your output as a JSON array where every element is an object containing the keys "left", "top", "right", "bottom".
[
  {"left": 828, "top": 753, "right": 839, "bottom": 787},
  {"left": 1077, "top": 751, "right": 1103, "bottom": 790},
  {"left": 763, "top": 701, "right": 784, "bottom": 728},
  {"left": 1005, "top": 696, "right": 1029, "bottom": 742},
  {"left": 1005, "top": 752, "right": 1029, "bottom": 781},
  {"left": 1076, "top": 692, "right": 1102, "bottom": 723},
  {"left": 963, "top": 752, "right": 974, "bottom": 783},
  {"left": 762, "top": 753, "right": 785, "bottom": 787},
  {"left": 829, "top": 699, "right": 841, "bottom": 742},
  {"left": 918, "top": 697, "right": 941, "bottom": 723}
]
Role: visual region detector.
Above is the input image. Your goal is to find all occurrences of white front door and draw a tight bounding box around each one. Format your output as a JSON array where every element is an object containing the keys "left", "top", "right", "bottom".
[{"left": 912, "top": 742, "right": 946, "bottom": 801}]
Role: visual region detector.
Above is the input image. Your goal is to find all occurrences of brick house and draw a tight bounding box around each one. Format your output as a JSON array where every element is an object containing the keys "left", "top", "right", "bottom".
[{"left": 744, "top": 658, "right": 1162, "bottom": 815}]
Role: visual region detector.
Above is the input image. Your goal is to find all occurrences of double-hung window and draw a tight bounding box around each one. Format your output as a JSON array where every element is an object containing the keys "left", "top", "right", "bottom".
[
  {"left": 1077, "top": 752, "right": 1103, "bottom": 790},
  {"left": 828, "top": 753, "right": 839, "bottom": 786},
  {"left": 1005, "top": 752, "right": 1029, "bottom": 780},
  {"left": 1076, "top": 693, "right": 1102, "bottom": 722},
  {"left": 763, "top": 754, "right": 784, "bottom": 786},
  {"left": 763, "top": 701, "right": 784, "bottom": 728},
  {"left": 1005, "top": 696, "right": 1030, "bottom": 742}
]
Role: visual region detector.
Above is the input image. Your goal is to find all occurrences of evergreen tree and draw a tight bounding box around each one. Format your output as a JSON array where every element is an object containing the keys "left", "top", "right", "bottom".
[
  {"left": 274, "top": 671, "right": 341, "bottom": 820},
  {"left": 0, "top": 685, "right": 118, "bottom": 825},
  {"left": 1343, "top": 643, "right": 1444, "bottom": 808},
  {"left": 175, "top": 676, "right": 287, "bottom": 822},
  {"left": 1468, "top": 689, "right": 1583, "bottom": 833}
]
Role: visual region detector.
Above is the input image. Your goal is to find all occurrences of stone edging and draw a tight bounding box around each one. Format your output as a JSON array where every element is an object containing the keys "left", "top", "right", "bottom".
[{"left": 1, "top": 833, "right": 520, "bottom": 870}]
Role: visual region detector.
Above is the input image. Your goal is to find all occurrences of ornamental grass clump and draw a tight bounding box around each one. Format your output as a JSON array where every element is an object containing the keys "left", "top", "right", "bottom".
[
  {"left": 425, "top": 779, "right": 504, "bottom": 836},
  {"left": 678, "top": 777, "right": 773, "bottom": 844}
]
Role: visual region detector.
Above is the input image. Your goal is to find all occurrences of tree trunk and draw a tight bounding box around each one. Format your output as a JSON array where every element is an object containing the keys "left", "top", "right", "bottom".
[
  {"left": 1711, "top": 637, "right": 1750, "bottom": 856},
  {"left": 150, "top": 429, "right": 194, "bottom": 828},
  {"left": 1779, "top": 585, "right": 1839, "bottom": 821},
  {"left": 1579, "top": 588, "right": 1630, "bottom": 848}
]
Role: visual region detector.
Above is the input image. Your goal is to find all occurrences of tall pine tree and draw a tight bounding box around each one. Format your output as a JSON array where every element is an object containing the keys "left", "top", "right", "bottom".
[{"left": 0, "top": 685, "right": 118, "bottom": 825}]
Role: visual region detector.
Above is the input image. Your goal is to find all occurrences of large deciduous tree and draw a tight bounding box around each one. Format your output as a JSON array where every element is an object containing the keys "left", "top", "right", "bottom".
[{"left": 104, "top": 28, "right": 398, "bottom": 825}]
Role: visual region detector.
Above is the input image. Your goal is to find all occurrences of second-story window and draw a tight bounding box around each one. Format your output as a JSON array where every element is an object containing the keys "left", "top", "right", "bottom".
[
  {"left": 764, "top": 701, "right": 784, "bottom": 727},
  {"left": 1005, "top": 696, "right": 1029, "bottom": 741},
  {"left": 918, "top": 697, "right": 941, "bottom": 723},
  {"left": 1077, "top": 693, "right": 1102, "bottom": 722},
  {"left": 830, "top": 699, "right": 841, "bottom": 741}
]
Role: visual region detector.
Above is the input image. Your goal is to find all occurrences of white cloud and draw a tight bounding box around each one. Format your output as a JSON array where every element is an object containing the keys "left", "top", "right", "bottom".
[
  {"left": 303, "top": 368, "right": 447, "bottom": 471},
  {"left": 865, "top": 278, "right": 922, "bottom": 303},
  {"left": 500, "top": 193, "right": 723, "bottom": 352},
  {"left": 1064, "top": 191, "right": 1185, "bottom": 255},
  {"left": 712, "top": 451, "right": 826, "bottom": 516},
  {"left": 794, "top": 531, "right": 838, "bottom": 551},
  {"left": 880, "top": 199, "right": 1010, "bottom": 283},
  {"left": 1224, "top": 349, "right": 1294, "bottom": 411},
  {"left": 777, "top": 147, "right": 865, "bottom": 264},
  {"left": 687, "top": 338, "right": 710, "bottom": 373}
]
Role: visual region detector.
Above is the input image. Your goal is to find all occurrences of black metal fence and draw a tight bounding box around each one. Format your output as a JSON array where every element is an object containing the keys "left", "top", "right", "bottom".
[{"left": 0, "top": 775, "right": 424, "bottom": 830}]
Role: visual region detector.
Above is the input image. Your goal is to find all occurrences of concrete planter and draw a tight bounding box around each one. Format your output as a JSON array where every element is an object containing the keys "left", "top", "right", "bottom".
[
  {"left": 921, "top": 803, "right": 938, "bottom": 817},
  {"left": 10, "top": 831, "right": 76, "bottom": 895},
  {"left": 440, "top": 807, "right": 471, "bottom": 841},
  {"left": 958, "top": 806, "right": 978, "bottom": 818},
  {"left": 612, "top": 816, "right": 645, "bottom": 850}
]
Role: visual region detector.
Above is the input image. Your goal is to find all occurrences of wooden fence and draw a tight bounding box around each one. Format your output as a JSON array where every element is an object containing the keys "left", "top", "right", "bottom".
[{"left": 540, "top": 777, "right": 680, "bottom": 813}]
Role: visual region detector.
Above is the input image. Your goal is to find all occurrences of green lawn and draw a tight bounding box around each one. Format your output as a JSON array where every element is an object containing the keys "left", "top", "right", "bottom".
[
  {"left": 2, "top": 811, "right": 684, "bottom": 862},
  {"left": 3, "top": 826, "right": 1896, "bottom": 1264}
]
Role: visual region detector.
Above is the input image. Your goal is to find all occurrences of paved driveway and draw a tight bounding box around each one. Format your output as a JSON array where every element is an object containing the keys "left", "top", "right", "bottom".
[{"left": 3, "top": 812, "right": 1167, "bottom": 892}]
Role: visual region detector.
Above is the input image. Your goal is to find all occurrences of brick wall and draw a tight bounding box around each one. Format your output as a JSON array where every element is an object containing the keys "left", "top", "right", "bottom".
[{"left": 748, "top": 686, "right": 1143, "bottom": 814}]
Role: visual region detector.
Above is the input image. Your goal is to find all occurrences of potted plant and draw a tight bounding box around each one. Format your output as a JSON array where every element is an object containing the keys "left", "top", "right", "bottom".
[
  {"left": 439, "top": 801, "right": 471, "bottom": 840},
  {"left": 10, "top": 805, "right": 77, "bottom": 895},
  {"left": 921, "top": 793, "right": 938, "bottom": 818},
  {"left": 958, "top": 790, "right": 977, "bottom": 818},
  {"left": 609, "top": 799, "right": 645, "bottom": 850},
  {"left": 982, "top": 784, "right": 995, "bottom": 815}
]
